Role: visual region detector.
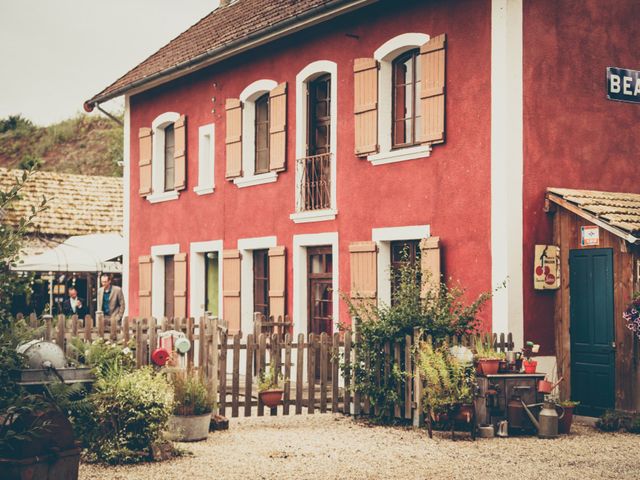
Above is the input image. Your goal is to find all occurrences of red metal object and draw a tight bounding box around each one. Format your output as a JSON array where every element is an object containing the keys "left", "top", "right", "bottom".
[{"left": 151, "top": 348, "right": 170, "bottom": 366}]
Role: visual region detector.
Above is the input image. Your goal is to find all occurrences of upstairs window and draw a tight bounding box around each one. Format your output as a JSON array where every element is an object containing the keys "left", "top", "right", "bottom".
[
  {"left": 254, "top": 93, "right": 270, "bottom": 174},
  {"left": 308, "top": 74, "right": 331, "bottom": 156},
  {"left": 164, "top": 123, "right": 175, "bottom": 191},
  {"left": 392, "top": 49, "right": 422, "bottom": 148}
]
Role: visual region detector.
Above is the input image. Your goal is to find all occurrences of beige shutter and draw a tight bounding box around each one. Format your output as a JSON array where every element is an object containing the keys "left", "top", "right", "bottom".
[
  {"left": 269, "top": 83, "right": 287, "bottom": 172},
  {"left": 419, "top": 34, "right": 446, "bottom": 144},
  {"left": 420, "top": 237, "right": 441, "bottom": 298},
  {"left": 268, "top": 246, "right": 286, "bottom": 320},
  {"left": 353, "top": 58, "right": 379, "bottom": 157},
  {"left": 139, "top": 127, "right": 152, "bottom": 196},
  {"left": 349, "top": 241, "right": 378, "bottom": 312},
  {"left": 173, "top": 115, "right": 187, "bottom": 191},
  {"left": 138, "top": 255, "right": 152, "bottom": 318},
  {"left": 225, "top": 98, "right": 242, "bottom": 179},
  {"left": 173, "top": 252, "right": 187, "bottom": 318},
  {"left": 223, "top": 249, "right": 241, "bottom": 333}
]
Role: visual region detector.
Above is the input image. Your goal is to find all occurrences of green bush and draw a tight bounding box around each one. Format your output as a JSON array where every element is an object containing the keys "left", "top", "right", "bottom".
[
  {"left": 80, "top": 367, "right": 173, "bottom": 464},
  {"left": 69, "top": 337, "right": 135, "bottom": 377},
  {"left": 171, "top": 370, "right": 213, "bottom": 416}
]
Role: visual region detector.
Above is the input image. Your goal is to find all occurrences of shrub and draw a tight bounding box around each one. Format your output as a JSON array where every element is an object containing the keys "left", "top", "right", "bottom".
[
  {"left": 81, "top": 367, "right": 173, "bottom": 464},
  {"left": 171, "top": 370, "right": 213, "bottom": 416},
  {"left": 69, "top": 337, "right": 135, "bottom": 377},
  {"left": 627, "top": 414, "right": 640, "bottom": 434},
  {"left": 258, "top": 361, "right": 283, "bottom": 392}
]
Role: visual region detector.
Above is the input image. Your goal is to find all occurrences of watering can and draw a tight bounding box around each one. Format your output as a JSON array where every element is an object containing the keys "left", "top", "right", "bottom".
[
  {"left": 538, "top": 376, "right": 563, "bottom": 395},
  {"left": 521, "top": 400, "right": 564, "bottom": 439}
]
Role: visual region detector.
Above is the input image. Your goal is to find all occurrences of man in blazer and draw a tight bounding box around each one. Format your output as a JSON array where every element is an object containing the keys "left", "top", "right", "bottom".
[
  {"left": 97, "top": 273, "right": 125, "bottom": 325},
  {"left": 62, "top": 286, "right": 87, "bottom": 317}
]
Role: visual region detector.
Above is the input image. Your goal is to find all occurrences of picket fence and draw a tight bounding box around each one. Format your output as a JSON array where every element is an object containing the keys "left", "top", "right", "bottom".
[{"left": 17, "top": 312, "right": 514, "bottom": 423}]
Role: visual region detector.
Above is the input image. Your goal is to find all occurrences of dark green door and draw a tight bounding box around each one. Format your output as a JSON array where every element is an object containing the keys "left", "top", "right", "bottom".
[{"left": 569, "top": 248, "right": 615, "bottom": 416}]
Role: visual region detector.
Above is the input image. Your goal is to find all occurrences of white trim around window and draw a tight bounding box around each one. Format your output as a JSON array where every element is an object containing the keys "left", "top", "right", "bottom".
[
  {"left": 189, "top": 240, "right": 223, "bottom": 320},
  {"left": 371, "top": 225, "right": 430, "bottom": 307},
  {"left": 291, "top": 61, "right": 338, "bottom": 223},
  {"left": 367, "top": 33, "right": 432, "bottom": 166},
  {"left": 148, "top": 112, "right": 181, "bottom": 203},
  {"left": 238, "top": 236, "right": 277, "bottom": 336},
  {"left": 233, "top": 79, "right": 279, "bottom": 189},
  {"left": 194, "top": 124, "right": 215, "bottom": 195},
  {"left": 292, "top": 232, "right": 339, "bottom": 339},
  {"left": 150, "top": 243, "right": 180, "bottom": 318}
]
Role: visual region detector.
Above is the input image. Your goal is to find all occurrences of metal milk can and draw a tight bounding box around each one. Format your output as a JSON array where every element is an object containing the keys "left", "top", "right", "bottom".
[{"left": 522, "top": 400, "right": 564, "bottom": 439}]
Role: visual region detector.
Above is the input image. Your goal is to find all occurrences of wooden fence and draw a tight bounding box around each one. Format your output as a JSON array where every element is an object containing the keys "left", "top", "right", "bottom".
[{"left": 17, "top": 312, "right": 514, "bottom": 423}]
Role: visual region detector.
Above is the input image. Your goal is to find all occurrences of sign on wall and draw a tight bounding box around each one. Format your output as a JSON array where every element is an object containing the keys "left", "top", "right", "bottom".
[
  {"left": 607, "top": 67, "right": 640, "bottom": 103},
  {"left": 581, "top": 225, "right": 600, "bottom": 247},
  {"left": 534, "top": 245, "right": 560, "bottom": 290}
]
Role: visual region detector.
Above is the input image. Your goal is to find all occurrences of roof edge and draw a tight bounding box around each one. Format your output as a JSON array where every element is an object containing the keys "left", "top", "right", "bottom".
[{"left": 85, "top": 0, "right": 379, "bottom": 108}]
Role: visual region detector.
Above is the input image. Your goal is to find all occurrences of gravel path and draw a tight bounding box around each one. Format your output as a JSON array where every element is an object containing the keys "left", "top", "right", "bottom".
[{"left": 80, "top": 415, "right": 640, "bottom": 480}]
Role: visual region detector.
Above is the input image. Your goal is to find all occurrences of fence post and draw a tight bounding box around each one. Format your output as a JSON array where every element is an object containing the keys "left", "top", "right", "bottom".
[
  {"left": 244, "top": 333, "right": 254, "bottom": 417},
  {"left": 29, "top": 312, "right": 38, "bottom": 329},
  {"left": 343, "top": 330, "right": 352, "bottom": 415},
  {"left": 210, "top": 318, "right": 219, "bottom": 414},
  {"left": 84, "top": 315, "right": 92, "bottom": 342},
  {"left": 187, "top": 317, "right": 195, "bottom": 369},
  {"left": 284, "top": 333, "right": 292, "bottom": 415},
  {"left": 148, "top": 317, "right": 157, "bottom": 363},
  {"left": 198, "top": 316, "right": 206, "bottom": 371},
  {"left": 296, "top": 333, "right": 304, "bottom": 415},
  {"left": 232, "top": 333, "right": 240, "bottom": 418},
  {"left": 56, "top": 314, "right": 65, "bottom": 349},
  {"left": 43, "top": 315, "right": 52, "bottom": 341},
  {"left": 97, "top": 311, "right": 105, "bottom": 339},
  {"left": 412, "top": 327, "right": 424, "bottom": 428},
  {"left": 332, "top": 332, "right": 339, "bottom": 413},
  {"left": 123, "top": 317, "right": 130, "bottom": 344},
  {"left": 135, "top": 319, "right": 143, "bottom": 368}
]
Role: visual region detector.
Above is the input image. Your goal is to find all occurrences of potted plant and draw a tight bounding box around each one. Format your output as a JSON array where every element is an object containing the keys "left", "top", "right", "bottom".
[
  {"left": 522, "top": 341, "right": 540, "bottom": 373},
  {"left": 167, "top": 370, "right": 214, "bottom": 442},
  {"left": 473, "top": 338, "right": 505, "bottom": 375},
  {"left": 258, "top": 361, "right": 284, "bottom": 408},
  {"left": 558, "top": 400, "right": 580, "bottom": 434}
]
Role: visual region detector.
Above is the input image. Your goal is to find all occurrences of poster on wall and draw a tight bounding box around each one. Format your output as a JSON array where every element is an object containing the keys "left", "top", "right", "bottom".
[
  {"left": 534, "top": 245, "right": 560, "bottom": 290},
  {"left": 581, "top": 225, "right": 600, "bottom": 246}
]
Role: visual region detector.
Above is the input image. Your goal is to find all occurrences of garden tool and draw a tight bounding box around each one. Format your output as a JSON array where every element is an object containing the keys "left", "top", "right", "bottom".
[
  {"left": 537, "top": 376, "right": 563, "bottom": 395},
  {"left": 521, "top": 400, "right": 564, "bottom": 439}
]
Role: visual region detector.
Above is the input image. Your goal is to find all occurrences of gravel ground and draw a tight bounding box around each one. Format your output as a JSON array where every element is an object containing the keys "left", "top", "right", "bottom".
[{"left": 80, "top": 415, "right": 640, "bottom": 480}]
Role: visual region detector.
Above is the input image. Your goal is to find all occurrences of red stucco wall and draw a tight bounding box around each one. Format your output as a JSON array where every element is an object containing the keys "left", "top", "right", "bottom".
[
  {"left": 523, "top": 0, "right": 640, "bottom": 354},
  {"left": 127, "top": 0, "right": 493, "bottom": 329}
]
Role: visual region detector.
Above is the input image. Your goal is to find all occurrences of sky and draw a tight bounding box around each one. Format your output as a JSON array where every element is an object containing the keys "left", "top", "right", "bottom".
[{"left": 0, "top": 0, "right": 218, "bottom": 126}]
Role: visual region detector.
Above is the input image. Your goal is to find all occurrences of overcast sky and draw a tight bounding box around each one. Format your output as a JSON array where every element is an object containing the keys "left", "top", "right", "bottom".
[{"left": 0, "top": 0, "right": 218, "bottom": 126}]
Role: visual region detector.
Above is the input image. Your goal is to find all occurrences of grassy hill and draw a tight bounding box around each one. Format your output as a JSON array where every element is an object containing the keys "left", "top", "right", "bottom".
[{"left": 0, "top": 114, "right": 123, "bottom": 177}]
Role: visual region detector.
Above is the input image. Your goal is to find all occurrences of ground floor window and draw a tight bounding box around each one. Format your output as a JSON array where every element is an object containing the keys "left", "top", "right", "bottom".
[
  {"left": 253, "top": 249, "right": 269, "bottom": 317},
  {"left": 164, "top": 255, "right": 175, "bottom": 318},
  {"left": 205, "top": 252, "right": 219, "bottom": 317},
  {"left": 390, "top": 239, "right": 421, "bottom": 304}
]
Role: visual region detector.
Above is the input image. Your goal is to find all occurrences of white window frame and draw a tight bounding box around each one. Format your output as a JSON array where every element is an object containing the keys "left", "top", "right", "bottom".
[
  {"left": 372, "top": 225, "right": 430, "bottom": 307},
  {"left": 189, "top": 240, "right": 223, "bottom": 319},
  {"left": 292, "top": 232, "right": 339, "bottom": 338},
  {"left": 233, "top": 79, "right": 279, "bottom": 188},
  {"left": 290, "top": 61, "right": 338, "bottom": 223},
  {"left": 194, "top": 124, "right": 215, "bottom": 195},
  {"left": 150, "top": 243, "right": 180, "bottom": 318},
  {"left": 148, "top": 111, "right": 181, "bottom": 203},
  {"left": 367, "top": 33, "right": 432, "bottom": 166},
  {"left": 238, "top": 236, "right": 277, "bottom": 335}
]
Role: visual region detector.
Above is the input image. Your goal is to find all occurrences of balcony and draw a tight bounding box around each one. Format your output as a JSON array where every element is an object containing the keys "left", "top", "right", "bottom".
[{"left": 297, "top": 152, "right": 332, "bottom": 212}]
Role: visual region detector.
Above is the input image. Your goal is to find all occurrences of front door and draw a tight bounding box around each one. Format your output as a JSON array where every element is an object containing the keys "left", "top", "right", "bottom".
[{"left": 569, "top": 248, "right": 615, "bottom": 416}]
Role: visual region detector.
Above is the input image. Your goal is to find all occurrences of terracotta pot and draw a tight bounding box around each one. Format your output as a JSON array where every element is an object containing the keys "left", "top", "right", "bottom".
[
  {"left": 478, "top": 359, "right": 500, "bottom": 375},
  {"left": 558, "top": 406, "right": 574, "bottom": 434},
  {"left": 523, "top": 360, "right": 538, "bottom": 374},
  {"left": 259, "top": 389, "right": 284, "bottom": 408}
]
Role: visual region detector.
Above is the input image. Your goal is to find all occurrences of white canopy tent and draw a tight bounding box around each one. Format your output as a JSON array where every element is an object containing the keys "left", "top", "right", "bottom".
[{"left": 14, "top": 232, "right": 124, "bottom": 273}]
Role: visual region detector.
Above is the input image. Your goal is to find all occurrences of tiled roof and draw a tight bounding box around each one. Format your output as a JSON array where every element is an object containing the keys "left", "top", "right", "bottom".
[
  {"left": 547, "top": 187, "right": 640, "bottom": 237},
  {"left": 0, "top": 168, "right": 123, "bottom": 236},
  {"left": 86, "top": 0, "right": 374, "bottom": 106}
]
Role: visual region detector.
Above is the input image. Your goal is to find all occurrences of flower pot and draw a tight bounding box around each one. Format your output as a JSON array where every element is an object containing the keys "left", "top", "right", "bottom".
[
  {"left": 259, "top": 389, "right": 284, "bottom": 408},
  {"left": 558, "top": 406, "right": 575, "bottom": 434},
  {"left": 167, "top": 413, "right": 211, "bottom": 442},
  {"left": 477, "top": 359, "right": 500, "bottom": 375},
  {"left": 523, "top": 360, "right": 538, "bottom": 374}
]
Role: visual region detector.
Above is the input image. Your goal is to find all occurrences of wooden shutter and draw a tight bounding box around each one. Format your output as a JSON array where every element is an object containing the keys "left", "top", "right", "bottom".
[
  {"left": 225, "top": 98, "right": 242, "bottom": 179},
  {"left": 419, "top": 34, "right": 446, "bottom": 144},
  {"left": 138, "top": 255, "right": 152, "bottom": 318},
  {"left": 223, "top": 249, "right": 241, "bottom": 333},
  {"left": 173, "top": 115, "right": 187, "bottom": 191},
  {"left": 269, "top": 83, "right": 287, "bottom": 172},
  {"left": 268, "top": 246, "right": 286, "bottom": 321},
  {"left": 353, "top": 58, "right": 379, "bottom": 156},
  {"left": 173, "top": 252, "right": 187, "bottom": 318},
  {"left": 420, "top": 237, "right": 441, "bottom": 298},
  {"left": 139, "top": 127, "right": 152, "bottom": 196},
  {"left": 349, "top": 241, "right": 378, "bottom": 311}
]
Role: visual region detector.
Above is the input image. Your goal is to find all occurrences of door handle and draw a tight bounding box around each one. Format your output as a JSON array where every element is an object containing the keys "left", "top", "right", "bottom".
[{"left": 611, "top": 341, "right": 616, "bottom": 350}]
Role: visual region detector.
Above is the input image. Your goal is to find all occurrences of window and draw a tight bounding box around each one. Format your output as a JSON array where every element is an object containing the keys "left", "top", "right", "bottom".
[
  {"left": 205, "top": 252, "right": 219, "bottom": 316},
  {"left": 194, "top": 124, "right": 215, "bottom": 195},
  {"left": 308, "top": 74, "right": 331, "bottom": 155},
  {"left": 254, "top": 93, "right": 270, "bottom": 174},
  {"left": 390, "top": 239, "right": 421, "bottom": 303},
  {"left": 392, "top": 50, "right": 421, "bottom": 148},
  {"left": 253, "top": 249, "right": 269, "bottom": 317},
  {"left": 164, "top": 123, "right": 175, "bottom": 191}
]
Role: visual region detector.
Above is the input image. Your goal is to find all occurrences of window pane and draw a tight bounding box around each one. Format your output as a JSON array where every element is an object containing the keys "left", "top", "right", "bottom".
[
  {"left": 205, "top": 252, "right": 218, "bottom": 316},
  {"left": 164, "top": 124, "right": 175, "bottom": 191},
  {"left": 308, "top": 75, "right": 331, "bottom": 155},
  {"left": 392, "top": 50, "right": 419, "bottom": 147},
  {"left": 253, "top": 249, "right": 269, "bottom": 317},
  {"left": 254, "top": 94, "right": 270, "bottom": 174},
  {"left": 164, "top": 255, "right": 175, "bottom": 318}
]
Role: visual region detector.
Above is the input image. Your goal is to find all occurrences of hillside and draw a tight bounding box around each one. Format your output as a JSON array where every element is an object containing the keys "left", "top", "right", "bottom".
[{"left": 0, "top": 114, "right": 123, "bottom": 177}]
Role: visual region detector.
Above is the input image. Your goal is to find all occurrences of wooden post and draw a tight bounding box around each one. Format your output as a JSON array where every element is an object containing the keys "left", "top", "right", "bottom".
[
  {"left": 56, "top": 314, "right": 65, "bottom": 349},
  {"left": 284, "top": 333, "right": 292, "bottom": 415},
  {"left": 244, "top": 333, "right": 254, "bottom": 417},
  {"left": 110, "top": 312, "right": 117, "bottom": 341},
  {"left": 123, "top": 317, "right": 130, "bottom": 344},
  {"left": 320, "top": 332, "right": 328, "bottom": 413},
  {"left": 412, "top": 327, "right": 424, "bottom": 428},
  {"left": 332, "top": 332, "right": 339, "bottom": 413},
  {"left": 29, "top": 312, "right": 38, "bottom": 329},
  {"left": 257, "top": 333, "right": 266, "bottom": 416},
  {"left": 198, "top": 316, "right": 207, "bottom": 372},
  {"left": 354, "top": 329, "right": 362, "bottom": 416},
  {"left": 44, "top": 315, "right": 52, "bottom": 341},
  {"left": 232, "top": 333, "right": 240, "bottom": 417},
  {"left": 270, "top": 333, "right": 279, "bottom": 416},
  {"left": 97, "top": 311, "right": 105, "bottom": 339},
  {"left": 148, "top": 317, "right": 157, "bottom": 363},
  {"left": 219, "top": 331, "right": 228, "bottom": 417},
  {"left": 344, "top": 331, "right": 352, "bottom": 415},
  {"left": 187, "top": 317, "right": 195, "bottom": 369},
  {"left": 394, "top": 341, "right": 401, "bottom": 419},
  {"left": 384, "top": 341, "right": 391, "bottom": 418},
  {"left": 404, "top": 334, "right": 412, "bottom": 419},
  {"left": 71, "top": 315, "right": 78, "bottom": 337},
  {"left": 308, "top": 333, "right": 316, "bottom": 414},
  {"left": 135, "top": 320, "right": 143, "bottom": 368},
  {"left": 84, "top": 315, "right": 92, "bottom": 342},
  {"left": 210, "top": 318, "right": 219, "bottom": 414},
  {"left": 296, "top": 333, "right": 304, "bottom": 415}
]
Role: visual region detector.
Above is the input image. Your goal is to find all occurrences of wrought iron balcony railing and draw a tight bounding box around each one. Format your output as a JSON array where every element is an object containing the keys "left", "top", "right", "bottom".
[{"left": 297, "top": 152, "right": 332, "bottom": 212}]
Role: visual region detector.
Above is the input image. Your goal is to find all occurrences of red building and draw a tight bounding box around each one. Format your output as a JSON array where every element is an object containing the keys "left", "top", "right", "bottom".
[{"left": 87, "top": 0, "right": 640, "bottom": 413}]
